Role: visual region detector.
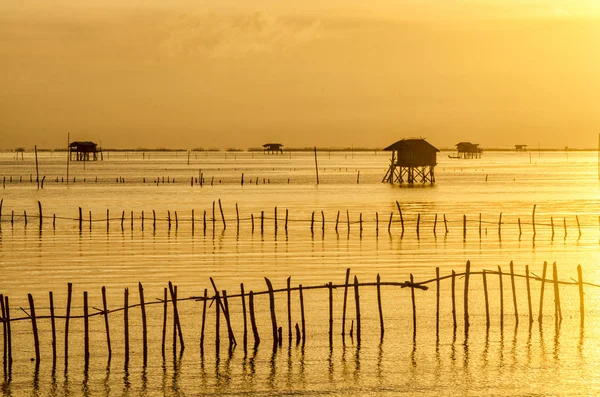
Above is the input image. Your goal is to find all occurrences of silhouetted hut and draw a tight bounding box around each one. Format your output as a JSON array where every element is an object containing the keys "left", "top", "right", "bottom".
[
  {"left": 452, "top": 142, "right": 482, "bottom": 159},
  {"left": 382, "top": 138, "right": 439, "bottom": 184},
  {"left": 263, "top": 143, "right": 283, "bottom": 154},
  {"left": 69, "top": 141, "right": 102, "bottom": 161},
  {"left": 515, "top": 144, "right": 527, "bottom": 151}
]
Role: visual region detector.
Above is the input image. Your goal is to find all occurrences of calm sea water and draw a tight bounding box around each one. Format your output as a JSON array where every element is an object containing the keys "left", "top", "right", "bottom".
[{"left": 0, "top": 150, "right": 599, "bottom": 396}]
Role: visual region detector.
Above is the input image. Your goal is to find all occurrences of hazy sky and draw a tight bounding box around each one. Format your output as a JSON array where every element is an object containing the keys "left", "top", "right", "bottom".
[{"left": 2, "top": 1, "right": 600, "bottom": 149}]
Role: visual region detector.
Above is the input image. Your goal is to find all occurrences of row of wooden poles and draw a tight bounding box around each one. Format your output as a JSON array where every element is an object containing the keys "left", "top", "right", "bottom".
[
  {"left": 1, "top": 173, "right": 297, "bottom": 188},
  {"left": 1, "top": 200, "right": 597, "bottom": 240},
  {"left": 1, "top": 261, "right": 593, "bottom": 375}
]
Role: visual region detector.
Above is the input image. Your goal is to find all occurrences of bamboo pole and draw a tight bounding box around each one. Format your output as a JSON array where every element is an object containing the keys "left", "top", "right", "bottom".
[
  {"left": 435, "top": 268, "right": 440, "bottom": 335},
  {"left": 249, "top": 291, "right": 260, "bottom": 346},
  {"left": 444, "top": 214, "right": 448, "bottom": 234},
  {"left": 464, "top": 261, "right": 470, "bottom": 331},
  {"left": 310, "top": 211, "right": 314, "bottom": 234},
  {"left": 553, "top": 262, "right": 562, "bottom": 322},
  {"left": 538, "top": 261, "right": 548, "bottom": 322},
  {"left": 451, "top": 270, "right": 456, "bottom": 330},
  {"left": 328, "top": 282, "right": 333, "bottom": 347},
  {"left": 161, "top": 288, "right": 167, "bottom": 358},
  {"left": 322, "top": 211, "right": 326, "bottom": 232},
  {"left": 79, "top": 207, "right": 83, "bottom": 231},
  {"left": 215, "top": 291, "right": 220, "bottom": 352},
  {"left": 347, "top": 210, "right": 350, "bottom": 231},
  {"left": 64, "top": 282, "right": 72, "bottom": 369},
  {"left": 483, "top": 271, "right": 490, "bottom": 328},
  {"left": 4, "top": 296, "right": 11, "bottom": 369},
  {"left": 139, "top": 283, "right": 147, "bottom": 365},
  {"left": 479, "top": 213, "right": 482, "bottom": 237},
  {"left": 377, "top": 274, "right": 384, "bottom": 340},
  {"left": 101, "top": 286, "right": 111, "bottom": 359},
  {"left": 498, "top": 265, "right": 504, "bottom": 327},
  {"left": 388, "top": 212, "right": 393, "bottom": 233},
  {"left": 38, "top": 201, "right": 42, "bottom": 229},
  {"left": 563, "top": 217, "right": 567, "bottom": 238},
  {"left": 169, "top": 283, "right": 185, "bottom": 351},
  {"left": 498, "top": 212, "right": 502, "bottom": 236},
  {"left": 222, "top": 290, "right": 234, "bottom": 349},
  {"left": 124, "top": 288, "right": 129, "bottom": 364},
  {"left": 35, "top": 145, "right": 40, "bottom": 189},
  {"left": 241, "top": 284, "right": 248, "bottom": 349},
  {"left": 376, "top": 212, "right": 379, "bottom": 233},
  {"left": 396, "top": 201, "right": 404, "bottom": 234},
  {"left": 219, "top": 199, "right": 226, "bottom": 229},
  {"left": 83, "top": 291, "right": 89, "bottom": 366},
  {"left": 261, "top": 211, "right": 265, "bottom": 234},
  {"left": 532, "top": 204, "right": 537, "bottom": 238},
  {"left": 236, "top": 203, "right": 240, "bottom": 230},
  {"left": 274, "top": 206, "right": 278, "bottom": 233},
  {"left": 314, "top": 147, "right": 319, "bottom": 184},
  {"left": 463, "top": 215, "right": 466, "bottom": 239},
  {"left": 300, "top": 284, "right": 306, "bottom": 344},
  {"left": 153, "top": 210, "right": 156, "bottom": 231},
  {"left": 353, "top": 276, "right": 361, "bottom": 344},
  {"left": 577, "top": 265, "right": 584, "bottom": 327},
  {"left": 285, "top": 209, "right": 289, "bottom": 232},
  {"left": 209, "top": 278, "right": 236, "bottom": 346},
  {"left": 122, "top": 211, "right": 126, "bottom": 230},
  {"left": 49, "top": 291, "right": 56, "bottom": 364},
  {"left": 526, "top": 265, "right": 533, "bottom": 325},
  {"left": 510, "top": 261, "right": 518, "bottom": 325},
  {"left": 576, "top": 215, "right": 581, "bottom": 238},
  {"left": 287, "top": 277, "right": 292, "bottom": 344},
  {"left": 1, "top": 294, "right": 6, "bottom": 373},
  {"left": 341, "top": 268, "right": 350, "bottom": 336},
  {"left": 551, "top": 217, "right": 555, "bottom": 239},
  {"left": 28, "top": 294, "right": 40, "bottom": 365},
  {"left": 335, "top": 211, "right": 340, "bottom": 233},
  {"left": 410, "top": 274, "right": 417, "bottom": 337},
  {"left": 200, "top": 288, "right": 208, "bottom": 355},
  {"left": 265, "top": 278, "right": 278, "bottom": 349},
  {"left": 434, "top": 214, "right": 438, "bottom": 235},
  {"left": 518, "top": 218, "right": 522, "bottom": 237},
  {"left": 416, "top": 213, "right": 420, "bottom": 237}
]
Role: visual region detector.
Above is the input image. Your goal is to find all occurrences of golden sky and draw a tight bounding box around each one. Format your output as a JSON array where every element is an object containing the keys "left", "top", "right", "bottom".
[{"left": 1, "top": 1, "right": 600, "bottom": 149}]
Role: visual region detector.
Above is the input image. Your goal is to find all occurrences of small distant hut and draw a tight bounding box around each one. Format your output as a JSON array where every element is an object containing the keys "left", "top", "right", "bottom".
[
  {"left": 69, "top": 141, "right": 102, "bottom": 161},
  {"left": 382, "top": 138, "right": 439, "bottom": 184},
  {"left": 515, "top": 144, "right": 527, "bottom": 151},
  {"left": 452, "top": 142, "right": 482, "bottom": 159},
  {"left": 263, "top": 143, "right": 283, "bottom": 154}
]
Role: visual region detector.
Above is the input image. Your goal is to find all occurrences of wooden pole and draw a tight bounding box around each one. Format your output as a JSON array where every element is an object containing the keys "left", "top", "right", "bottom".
[
  {"left": 335, "top": 211, "right": 340, "bottom": 233},
  {"left": 553, "top": 262, "right": 562, "bottom": 322},
  {"left": 274, "top": 206, "right": 278, "bottom": 233},
  {"left": 377, "top": 274, "right": 384, "bottom": 340},
  {"left": 161, "top": 288, "right": 167, "bottom": 358},
  {"left": 101, "top": 286, "right": 111, "bottom": 359},
  {"left": 286, "top": 277, "right": 292, "bottom": 344},
  {"left": 265, "top": 278, "right": 278, "bottom": 349},
  {"left": 38, "top": 201, "right": 42, "bottom": 229},
  {"left": 410, "top": 274, "right": 417, "bottom": 337},
  {"left": 169, "top": 283, "right": 185, "bottom": 351},
  {"left": 139, "top": 283, "right": 147, "bottom": 365},
  {"left": 322, "top": 210, "right": 326, "bottom": 232},
  {"left": 28, "top": 294, "right": 41, "bottom": 364},
  {"left": 49, "top": 291, "right": 56, "bottom": 364},
  {"left": 526, "top": 265, "right": 533, "bottom": 325},
  {"left": 532, "top": 204, "right": 537, "bottom": 238},
  {"left": 359, "top": 212, "right": 362, "bottom": 233},
  {"left": 200, "top": 288, "right": 208, "bottom": 354},
  {"left": 464, "top": 261, "right": 470, "bottom": 331},
  {"left": 498, "top": 212, "right": 502, "bottom": 237},
  {"left": 463, "top": 215, "right": 467, "bottom": 239},
  {"left": 498, "top": 265, "right": 504, "bottom": 327},
  {"left": 122, "top": 211, "right": 126, "bottom": 230},
  {"left": 249, "top": 291, "right": 260, "bottom": 346},
  {"left": 1, "top": 294, "right": 6, "bottom": 372},
  {"left": 551, "top": 217, "right": 555, "bottom": 239},
  {"left": 563, "top": 217, "right": 567, "bottom": 238},
  {"left": 241, "top": 284, "right": 248, "bottom": 349},
  {"left": 434, "top": 214, "right": 438, "bottom": 235},
  {"left": 396, "top": 201, "right": 404, "bottom": 234},
  {"left": 510, "top": 261, "right": 518, "bottom": 325},
  {"left": 577, "top": 265, "right": 584, "bottom": 327},
  {"left": 236, "top": 203, "right": 239, "bottom": 230},
  {"left": 451, "top": 270, "right": 456, "bottom": 330},
  {"left": 416, "top": 213, "right": 420, "bottom": 237},
  {"left": 479, "top": 213, "right": 482, "bottom": 237},
  {"left": 64, "top": 282, "right": 72, "bottom": 369},
  {"left": 576, "top": 215, "right": 581, "bottom": 238},
  {"left": 3, "top": 296, "right": 11, "bottom": 369},
  {"left": 124, "top": 288, "right": 129, "bottom": 364},
  {"left": 215, "top": 291, "right": 220, "bottom": 352},
  {"left": 538, "top": 261, "right": 548, "bottom": 323},
  {"left": 314, "top": 146, "right": 319, "bottom": 184},
  {"left": 285, "top": 209, "right": 289, "bottom": 232},
  {"left": 444, "top": 214, "right": 448, "bottom": 234},
  {"left": 299, "top": 284, "right": 306, "bottom": 344},
  {"left": 483, "top": 271, "right": 490, "bottom": 328},
  {"left": 261, "top": 211, "right": 264, "bottom": 234},
  {"left": 310, "top": 211, "right": 314, "bottom": 234},
  {"left": 35, "top": 145, "right": 40, "bottom": 189},
  {"left": 341, "top": 268, "right": 350, "bottom": 336},
  {"left": 388, "top": 212, "right": 393, "bottom": 233},
  {"left": 328, "top": 282, "right": 333, "bottom": 347},
  {"left": 83, "top": 291, "right": 89, "bottom": 366},
  {"left": 518, "top": 218, "right": 522, "bottom": 237},
  {"left": 353, "top": 276, "right": 361, "bottom": 344},
  {"left": 153, "top": 210, "right": 156, "bottom": 231},
  {"left": 78, "top": 207, "right": 83, "bottom": 231},
  {"left": 435, "top": 267, "right": 440, "bottom": 335},
  {"left": 347, "top": 210, "right": 350, "bottom": 232},
  {"left": 222, "top": 290, "right": 235, "bottom": 349},
  {"left": 219, "top": 199, "right": 226, "bottom": 230}
]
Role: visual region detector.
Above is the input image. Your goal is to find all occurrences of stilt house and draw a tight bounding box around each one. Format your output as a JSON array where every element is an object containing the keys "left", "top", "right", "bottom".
[
  {"left": 69, "top": 141, "right": 102, "bottom": 161},
  {"left": 515, "top": 145, "right": 527, "bottom": 151},
  {"left": 382, "top": 138, "right": 439, "bottom": 184},
  {"left": 453, "top": 142, "right": 482, "bottom": 159},
  {"left": 263, "top": 143, "right": 283, "bottom": 154}
]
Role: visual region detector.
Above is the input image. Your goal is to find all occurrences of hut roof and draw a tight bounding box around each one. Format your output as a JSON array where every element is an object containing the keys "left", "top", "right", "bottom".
[
  {"left": 69, "top": 141, "right": 97, "bottom": 148},
  {"left": 383, "top": 138, "right": 439, "bottom": 153}
]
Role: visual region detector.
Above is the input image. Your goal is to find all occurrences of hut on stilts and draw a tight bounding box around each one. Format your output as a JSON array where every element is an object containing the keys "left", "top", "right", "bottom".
[
  {"left": 69, "top": 141, "right": 103, "bottom": 161},
  {"left": 382, "top": 138, "right": 439, "bottom": 184},
  {"left": 263, "top": 143, "right": 284, "bottom": 154},
  {"left": 450, "top": 142, "right": 482, "bottom": 159}
]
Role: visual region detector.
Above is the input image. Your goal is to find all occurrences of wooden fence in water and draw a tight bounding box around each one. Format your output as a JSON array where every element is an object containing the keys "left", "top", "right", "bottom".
[
  {"left": 1, "top": 261, "right": 597, "bottom": 375},
  {"left": 1, "top": 199, "right": 599, "bottom": 240}
]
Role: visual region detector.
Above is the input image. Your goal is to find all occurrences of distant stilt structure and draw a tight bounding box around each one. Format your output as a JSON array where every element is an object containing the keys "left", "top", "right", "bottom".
[{"left": 382, "top": 138, "right": 438, "bottom": 184}]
